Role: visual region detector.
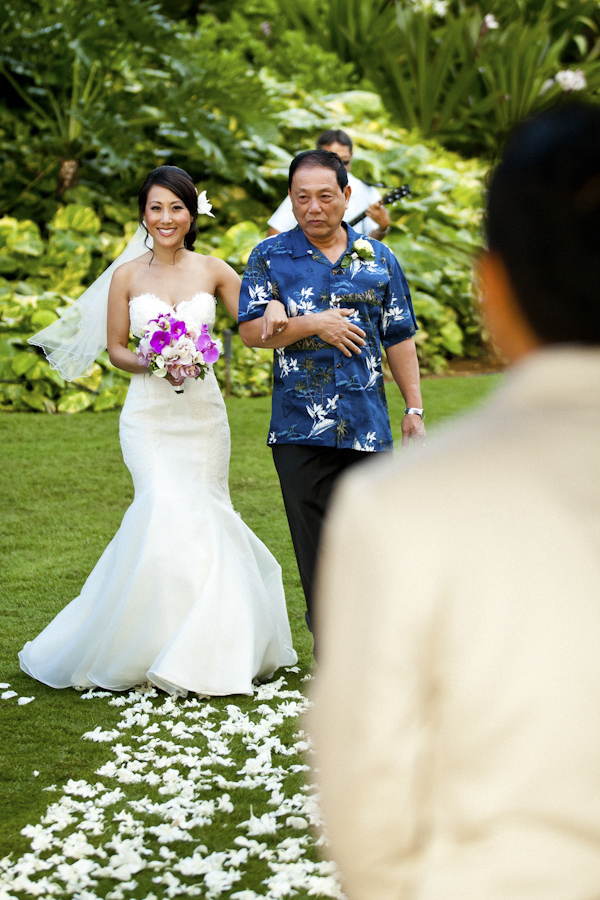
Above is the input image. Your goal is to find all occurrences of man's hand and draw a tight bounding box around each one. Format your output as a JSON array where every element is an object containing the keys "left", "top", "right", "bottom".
[
  {"left": 401, "top": 413, "right": 425, "bottom": 449},
  {"left": 314, "top": 308, "right": 366, "bottom": 358},
  {"left": 262, "top": 299, "right": 288, "bottom": 341}
]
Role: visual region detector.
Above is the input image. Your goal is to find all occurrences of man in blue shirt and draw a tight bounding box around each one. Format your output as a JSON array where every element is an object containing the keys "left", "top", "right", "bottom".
[{"left": 239, "top": 149, "right": 425, "bottom": 637}]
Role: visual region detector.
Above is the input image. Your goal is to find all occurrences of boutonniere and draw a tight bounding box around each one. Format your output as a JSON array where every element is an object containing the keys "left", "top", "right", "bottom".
[{"left": 340, "top": 238, "right": 375, "bottom": 269}]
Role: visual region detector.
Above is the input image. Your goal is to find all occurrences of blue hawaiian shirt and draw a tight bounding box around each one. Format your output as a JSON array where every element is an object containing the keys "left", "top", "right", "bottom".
[{"left": 238, "top": 224, "right": 417, "bottom": 451}]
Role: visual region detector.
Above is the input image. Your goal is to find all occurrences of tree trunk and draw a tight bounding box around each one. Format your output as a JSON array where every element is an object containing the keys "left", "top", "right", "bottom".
[{"left": 56, "top": 158, "right": 79, "bottom": 197}]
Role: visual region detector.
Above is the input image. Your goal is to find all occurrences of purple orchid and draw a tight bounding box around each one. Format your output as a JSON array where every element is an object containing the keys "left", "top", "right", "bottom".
[
  {"left": 169, "top": 318, "right": 187, "bottom": 340},
  {"left": 149, "top": 329, "right": 171, "bottom": 354},
  {"left": 196, "top": 324, "right": 219, "bottom": 365}
]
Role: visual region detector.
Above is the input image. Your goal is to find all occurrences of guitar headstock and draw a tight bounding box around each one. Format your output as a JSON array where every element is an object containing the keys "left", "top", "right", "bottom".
[{"left": 381, "top": 184, "right": 411, "bottom": 207}]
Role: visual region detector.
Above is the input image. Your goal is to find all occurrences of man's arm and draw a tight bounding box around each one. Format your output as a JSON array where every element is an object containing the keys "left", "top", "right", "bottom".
[
  {"left": 266, "top": 195, "right": 296, "bottom": 237},
  {"left": 386, "top": 337, "right": 425, "bottom": 447},
  {"left": 239, "top": 308, "right": 366, "bottom": 358}
]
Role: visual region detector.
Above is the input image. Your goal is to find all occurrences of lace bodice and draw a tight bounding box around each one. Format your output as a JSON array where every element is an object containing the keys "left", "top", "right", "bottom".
[{"left": 129, "top": 292, "right": 217, "bottom": 337}]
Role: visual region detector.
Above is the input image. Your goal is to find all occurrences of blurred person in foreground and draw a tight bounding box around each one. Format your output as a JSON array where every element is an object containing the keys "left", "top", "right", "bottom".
[{"left": 309, "top": 101, "right": 600, "bottom": 900}]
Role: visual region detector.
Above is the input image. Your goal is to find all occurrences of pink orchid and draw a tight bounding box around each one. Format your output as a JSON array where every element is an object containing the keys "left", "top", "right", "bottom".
[
  {"left": 149, "top": 330, "right": 170, "bottom": 354},
  {"left": 169, "top": 318, "right": 187, "bottom": 340},
  {"left": 196, "top": 324, "right": 219, "bottom": 365}
]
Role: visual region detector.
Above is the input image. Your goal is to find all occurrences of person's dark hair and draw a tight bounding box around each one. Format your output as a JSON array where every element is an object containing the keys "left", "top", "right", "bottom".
[
  {"left": 316, "top": 129, "right": 353, "bottom": 152},
  {"left": 288, "top": 149, "right": 349, "bottom": 192},
  {"left": 486, "top": 101, "right": 600, "bottom": 345},
  {"left": 138, "top": 165, "right": 198, "bottom": 252}
]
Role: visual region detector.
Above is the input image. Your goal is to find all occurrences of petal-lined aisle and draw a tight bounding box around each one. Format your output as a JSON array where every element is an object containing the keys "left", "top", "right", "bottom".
[{"left": 0, "top": 672, "right": 344, "bottom": 900}]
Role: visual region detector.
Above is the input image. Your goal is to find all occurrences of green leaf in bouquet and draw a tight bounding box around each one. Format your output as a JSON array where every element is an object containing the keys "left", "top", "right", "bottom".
[{"left": 57, "top": 391, "right": 94, "bottom": 414}]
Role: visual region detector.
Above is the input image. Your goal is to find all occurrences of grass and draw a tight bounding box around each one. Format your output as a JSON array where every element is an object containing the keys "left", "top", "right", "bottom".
[{"left": 0, "top": 372, "right": 501, "bottom": 894}]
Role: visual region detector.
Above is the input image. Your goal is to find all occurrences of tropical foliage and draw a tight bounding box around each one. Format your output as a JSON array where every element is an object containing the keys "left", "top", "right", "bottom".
[
  {"left": 1, "top": 0, "right": 599, "bottom": 411},
  {"left": 275, "top": 0, "right": 600, "bottom": 154},
  {"left": 0, "top": 90, "right": 487, "bottom": 411}
]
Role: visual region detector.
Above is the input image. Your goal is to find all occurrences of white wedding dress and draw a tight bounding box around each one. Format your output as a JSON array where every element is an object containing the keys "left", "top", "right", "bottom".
[{"left": 19, "top": 292, "right": 297, "bottom": 696}]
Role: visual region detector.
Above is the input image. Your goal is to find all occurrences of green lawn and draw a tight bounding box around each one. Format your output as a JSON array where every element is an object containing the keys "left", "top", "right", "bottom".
[{"left": 0, "top": 372, "right": 501, "bottom": 894}]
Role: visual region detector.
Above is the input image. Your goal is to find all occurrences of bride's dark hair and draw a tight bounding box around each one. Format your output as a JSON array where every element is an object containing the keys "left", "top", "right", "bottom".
[{"left": 138, "top": 166, "right": 198, "bottom": 251}]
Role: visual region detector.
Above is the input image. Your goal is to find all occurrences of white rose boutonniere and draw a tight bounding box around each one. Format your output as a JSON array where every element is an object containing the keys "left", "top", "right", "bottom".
[{"left": 340, "top": 238, "right": 375, "bottom": 269}]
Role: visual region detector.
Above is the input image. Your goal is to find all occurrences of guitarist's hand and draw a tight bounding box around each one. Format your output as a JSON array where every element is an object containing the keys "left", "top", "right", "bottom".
[{"left": 367, "top": 201, "right": 391, "bottom": 238}]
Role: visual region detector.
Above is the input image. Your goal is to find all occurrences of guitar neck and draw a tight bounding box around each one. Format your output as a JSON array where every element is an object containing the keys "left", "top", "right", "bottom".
[
  {"left": 348, "top": 210, "right": 368, "bottom": 227},
  {"left": 347, "top": 185, "right": 410, "bottom": 229}
]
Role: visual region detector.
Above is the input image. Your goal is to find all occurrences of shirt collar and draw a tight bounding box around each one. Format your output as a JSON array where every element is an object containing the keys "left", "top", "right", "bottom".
[{"left": 290, "top": 222, "right": 361, "bottom": 260}]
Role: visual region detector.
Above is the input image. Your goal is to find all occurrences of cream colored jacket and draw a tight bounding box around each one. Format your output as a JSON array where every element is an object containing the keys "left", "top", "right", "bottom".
[{"left": 310, "top": 347, "right": 600, "bottom": 900}]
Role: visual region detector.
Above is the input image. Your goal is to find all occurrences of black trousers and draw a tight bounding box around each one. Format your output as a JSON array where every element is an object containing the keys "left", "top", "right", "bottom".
[{"left": 272, "top": 444, "right": 371, "bottom": 632}]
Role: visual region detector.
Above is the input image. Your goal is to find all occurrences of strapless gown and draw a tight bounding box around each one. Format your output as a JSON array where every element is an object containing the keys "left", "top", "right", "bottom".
[{"left": 19, "top": 292, "right": 297, "bottom": 696}]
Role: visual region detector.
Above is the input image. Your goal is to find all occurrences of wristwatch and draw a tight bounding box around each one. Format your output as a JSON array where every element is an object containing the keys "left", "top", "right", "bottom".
[{"left": 404, "top": 407, "right": 425, "bottom": 420}]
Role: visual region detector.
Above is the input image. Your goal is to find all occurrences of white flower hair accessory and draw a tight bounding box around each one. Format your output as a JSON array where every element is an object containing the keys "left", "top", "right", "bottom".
[{"left": 196, "top": 189, "right": 215, "bottom": 217}]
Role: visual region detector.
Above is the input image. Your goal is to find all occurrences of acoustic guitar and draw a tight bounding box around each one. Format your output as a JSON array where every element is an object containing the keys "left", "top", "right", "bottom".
[{"left": 348, "top": 184, "right": 411, "bottom": 227}]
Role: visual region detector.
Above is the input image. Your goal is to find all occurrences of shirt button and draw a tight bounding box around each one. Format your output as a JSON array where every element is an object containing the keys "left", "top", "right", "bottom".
[
  {"left": 338, "top": 393, "right": 343, "bottom": 399},
  {"left": 336, "top": 363, "right": 341, "bottom": 369}
]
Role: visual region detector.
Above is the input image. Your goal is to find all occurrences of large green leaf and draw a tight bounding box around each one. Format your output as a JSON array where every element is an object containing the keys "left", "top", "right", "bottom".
[
  {"left": 30, "top": 309, "right": 59, "bottom": 329},
  {"left": 11, "top": 351, "right": 39, "bottom": 376},
  {"left": 438, "top": 321, "right": 464, "bottom": 355},
  {"left": 57, "top": 391, "right": 94, "bottom": 413},
  {"left": 21, "top": 390, "right": 56, "bottom": 412},
  {"left": 51, "top": 204, "right": 101, "bottom": 235}
]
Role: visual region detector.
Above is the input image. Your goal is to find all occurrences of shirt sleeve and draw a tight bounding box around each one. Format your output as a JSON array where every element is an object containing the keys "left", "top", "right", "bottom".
[
  {"left": 362, "top": 184, "right": 384, "bottom": 235},
  {"left": 380, "top": 249, "right": 418, "bottom": 349},
  {"left": 267, "top": 195, "right": 297, "bottom": 232},
  {"left": 238, "top": 243, "right": 274, "bottom": 323}
]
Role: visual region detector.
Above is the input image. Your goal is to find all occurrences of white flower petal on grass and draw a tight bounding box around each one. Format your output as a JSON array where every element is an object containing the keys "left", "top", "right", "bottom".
[
  {"left": 82, "top": 726, "right": 121, "bottom": 742},
  {"left": 285, "top": 816, "right": 309, "bottom": 830},
  {"left": 1, "top": 691, "right": 17, "bottom": 700},
  {"left": 238, "top": 812, "right": 280, "bottom": 836},
  {"left": 147, "top": 824, "right": 194, "bottom": 844},
  {"left": 18, "top": 696, "right": 35, "bottom": 705},
  {"left": 63, "top": 779, "right": 100, "bottom": 798},
  {"left": 4, "top": 671, "right": 347, "bottom": 900},
  {"left": 0, "top": 682, "right": 10, "bottom": 688}
]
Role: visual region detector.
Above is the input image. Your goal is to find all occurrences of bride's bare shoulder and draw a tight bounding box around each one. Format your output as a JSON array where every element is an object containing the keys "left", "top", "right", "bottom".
[
  {"left": 110, "top": 253, "right": 153, "bottom": 290},
  {"left": 193, "top": 253, "right": 237, "bottom": 279}
]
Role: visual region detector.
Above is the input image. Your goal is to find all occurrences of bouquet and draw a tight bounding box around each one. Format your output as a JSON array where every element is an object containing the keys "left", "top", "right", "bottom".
[{"left": 135, "top": 312, "right": 221, "bottom": 393}]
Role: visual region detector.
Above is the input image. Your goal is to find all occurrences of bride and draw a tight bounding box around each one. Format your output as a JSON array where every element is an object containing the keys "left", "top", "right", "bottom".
[{"left": 19, "top": 165, "right": 297, "bottom": 696}]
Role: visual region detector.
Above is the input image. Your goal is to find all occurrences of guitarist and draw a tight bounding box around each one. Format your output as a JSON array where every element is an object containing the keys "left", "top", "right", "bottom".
[{"left": 267, "top": 129, "right": 391, "bottom": 240}]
